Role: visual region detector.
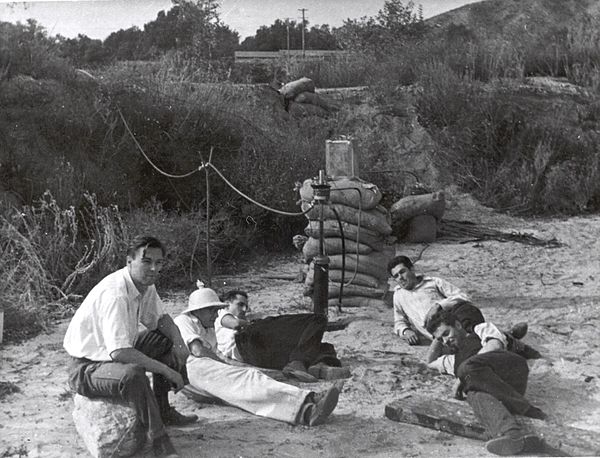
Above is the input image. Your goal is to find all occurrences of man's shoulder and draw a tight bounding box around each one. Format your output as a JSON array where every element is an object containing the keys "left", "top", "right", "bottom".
[{"left": 84, "top": 268, "right": 129, "bottom": 303}]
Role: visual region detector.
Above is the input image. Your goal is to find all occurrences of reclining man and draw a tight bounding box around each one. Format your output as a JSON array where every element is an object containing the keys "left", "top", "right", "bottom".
[
  {"left": 425, "top": 308, "right": 547, "bottom": 456},
  {"left": 215, "top": 289, "right": 345, "bottom": 382},
  {"left": 63, "top": 235, "right": 197, "bottom": 458},
  {"left": 173, "top": 285, "right": 340, "bottom": 426},
  {"left": 387, "top": 255, "right": 539, "bottom": 359}
]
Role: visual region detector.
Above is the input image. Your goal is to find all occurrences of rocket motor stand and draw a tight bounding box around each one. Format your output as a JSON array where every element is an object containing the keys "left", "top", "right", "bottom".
[{"left": 311, "top": 170, "right": 331, "bottom": 317}]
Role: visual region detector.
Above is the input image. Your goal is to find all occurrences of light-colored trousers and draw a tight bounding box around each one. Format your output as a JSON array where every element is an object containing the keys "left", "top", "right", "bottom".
[{"left": 185, "top": 357, "right": 311, "bottom": 424}]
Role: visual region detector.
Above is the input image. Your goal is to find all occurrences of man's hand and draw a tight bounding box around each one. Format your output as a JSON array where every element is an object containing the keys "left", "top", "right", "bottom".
[
  {"left": 453, "top": 379, "right": 465, "bottom": 400},
  {"left": 163, "top": 367, "right": 185, "bottom": 392},
  {"left": 401, "top": 329, "right": 420, "bottom": 345}
]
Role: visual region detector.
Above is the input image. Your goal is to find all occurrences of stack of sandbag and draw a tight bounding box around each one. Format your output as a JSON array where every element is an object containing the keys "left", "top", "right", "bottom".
[
  {"left": 280, "top": 77, "right": 340, "bottom": 116},
  {"left": 299, "top": 177, "right": 393, "bottom": 308},
  {"left": 390, "top": 191, "right": 446, "bottom": 243}
]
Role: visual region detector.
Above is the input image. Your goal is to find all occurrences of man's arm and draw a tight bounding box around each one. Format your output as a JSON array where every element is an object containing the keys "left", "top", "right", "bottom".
[
  {"left": 157, "top": 314, "right": 189, "bottom": 369},
  {"left": 433, "top": 277, "right": 470, "bottom": 310},
  {"left": 220, "top": 313, "right": 249, "bottom": 330},
  {"left": 188, "top": 340, "right": 223, "bottom": 362},
  {"left": 393, "top": 297, "right": 419, "bottom": 345},
  {"left": 111, "top": 347, "right": 185, "bottom": 391},
  {"left": 474, "top": 322, "right": 507, "bottom": 354}
]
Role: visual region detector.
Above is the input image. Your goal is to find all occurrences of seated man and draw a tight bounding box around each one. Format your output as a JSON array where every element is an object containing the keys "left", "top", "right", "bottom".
[
  {"left": 387, "top": 255, "right": 537, "bottom": 358},
  {"left": 425, "top": 308, "right": 547, "bottom": 456},
  {"left": 173, "top": 285, "right": 340, "bottom": 426},
  {"left": 63, "top": 235, "right": 197, "bottom": 458},
  {"left": 214, "top": 290, "right": 343, "bottom": 383}
]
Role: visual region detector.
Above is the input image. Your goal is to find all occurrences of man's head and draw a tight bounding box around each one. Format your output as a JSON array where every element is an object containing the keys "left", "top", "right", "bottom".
[
  {"left": 387, "top": 255, "right": 419, "bottom": 290},
  {"left": 425, "top": 309, "right": 467, "bottom": 353},
  {"left": 222, "top": 290, "right": 249, "bottom": 320},
  {"left": 187, "top": 286, "right": 228, "bottom": 327},
  {"left": 126, "top": 235, "right": 165, "bottom": 290}
]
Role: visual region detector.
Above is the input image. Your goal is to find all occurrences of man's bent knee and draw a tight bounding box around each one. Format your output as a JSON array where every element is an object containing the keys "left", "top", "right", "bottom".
[{"left": 120, "top": 364, "right": 151, "bottom": 398}]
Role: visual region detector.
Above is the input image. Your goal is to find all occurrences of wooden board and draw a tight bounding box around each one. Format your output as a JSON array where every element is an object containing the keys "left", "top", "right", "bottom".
[{"left": 385, "top": 394, "right": 600, "bottom": 457}]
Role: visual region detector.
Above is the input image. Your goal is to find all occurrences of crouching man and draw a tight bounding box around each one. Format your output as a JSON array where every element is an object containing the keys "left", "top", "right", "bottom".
[
  {"left": 425, "top": 309, "right": 547, "bottom": 456},
  {"left": 173, "top": 285, "right": 340, "bottom": 426},
  {"left": 63, "top": 236, "right": 197, "bottom": 458}
]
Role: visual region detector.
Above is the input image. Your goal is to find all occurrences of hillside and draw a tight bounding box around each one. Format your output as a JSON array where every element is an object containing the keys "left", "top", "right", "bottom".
[{"left": 427, "top": 0, "right": 600, "bottom": 41}]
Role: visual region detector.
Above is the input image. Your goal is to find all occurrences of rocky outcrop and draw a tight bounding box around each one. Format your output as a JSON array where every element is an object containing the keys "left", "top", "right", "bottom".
[{"left": 72, "top": 394, "right": 146, "bottom": 457}]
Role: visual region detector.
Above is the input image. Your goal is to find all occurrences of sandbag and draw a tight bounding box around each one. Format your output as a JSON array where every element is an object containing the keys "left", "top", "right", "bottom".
[
  {"left": 405, "top": 214, "right": 437, "bottom": 243},
  {"left": 300, "top": 177, "right": 382, "bottom": 210},
  {"left": 294, "top": 91, "right": 341, "bottom": 112},
  {"left": 301, "top": 202, "right": 392, "bottom": 236},
  {"left": 289, "top": 101, "right": 330, "bottom": 118},
  {"left": 327, "top": 283, "right": 385, "bottom": 299},
  {"left": 303, "top": 236, "right": 373, "bottom": 263},
  {"left": 305, "top": 264, "right": 381, "bottom": 288},
  {"left": 328, "top": 253, "right": 389, "bottom": 280},
  {"left": 280, "top": 77, "right": 315, "bottom": 99},
  {"left": 390, "top": 191, "right": 446, "bottom": 224},
  {"left": 305, "top": 220, "right": 384, "bottom": 251},
  {"left": 328, "top": 297, "right": 387, "bottom": 308}
]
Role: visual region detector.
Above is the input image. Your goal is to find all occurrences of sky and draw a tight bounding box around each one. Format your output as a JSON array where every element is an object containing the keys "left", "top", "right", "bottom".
[{"left": 0, "top": 0, "right": 483, "bottom": 40}]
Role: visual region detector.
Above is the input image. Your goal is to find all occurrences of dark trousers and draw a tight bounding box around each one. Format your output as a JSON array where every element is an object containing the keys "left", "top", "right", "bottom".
[
  {"left": 235, "top": 313, "right": 340, "bottom": 370},
  {"left": 458, "top": 351, "right": 532, "bottom": 438},
  {"left": 68, "top": 330, "right": 187, "bottom": 441}
]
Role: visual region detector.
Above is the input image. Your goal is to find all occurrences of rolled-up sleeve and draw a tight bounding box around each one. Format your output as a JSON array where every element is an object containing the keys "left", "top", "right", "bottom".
[
  {"left": 428, "top": 355, "right": 456, "bottom": 376},
  {"left": 433, "top": 278, "right": 470, "bottom": 310},
  {"left": 393, "top": 291, "right": 411, "bottom": 335},
  {"left": 101, "top": 296, "right": 135, "bottom": 355},
  {"left": 474, "top": 322, "right": 507, "bottom": 349},
  {"left": 173, "top": 314, "right": 205, "bottom": 348}
]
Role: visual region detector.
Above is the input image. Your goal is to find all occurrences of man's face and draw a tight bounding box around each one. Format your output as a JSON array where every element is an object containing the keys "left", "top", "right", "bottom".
[
  {"left": 127, "top": 246, "right": 164, "bottom": 289},
  {"left": 227, "top": 294, "right": 249, "bottom": 319},
  {"left": 390, "top": 262, "right": 418, "bottom": 290},
  {"left": 194, "top": 307, "right": 221, "bottom": 328},
  {"left": 432, "top": 322, "right": 466, "bottom": 353}
]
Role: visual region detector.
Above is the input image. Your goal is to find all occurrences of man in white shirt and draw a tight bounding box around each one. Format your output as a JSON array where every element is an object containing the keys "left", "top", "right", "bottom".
[
  {"left": 64, "top": 235, "right": 197, "bottom": 458},
  {"left": 174, "top": 285, "right": 340, "bottom": 426},
  {"left": 425, "top": 308, "right": 546, "bottom": 456}
]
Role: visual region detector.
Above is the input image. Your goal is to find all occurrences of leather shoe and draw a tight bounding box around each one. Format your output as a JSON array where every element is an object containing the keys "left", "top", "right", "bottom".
[
  {"left": 509, "top": 322, "right": 528, "bottom": 340},
  {"left": 486, "top": 431, "right": 539, "bottom": 456},
  {"left": 304, "top": 385, "right": 340, "bottom": 426},
  {"left": 162, "top": 407, "right": 198, "bottom": 426},
  {"left": 283, "top": 360, "right": 318, "bottom": 383}
]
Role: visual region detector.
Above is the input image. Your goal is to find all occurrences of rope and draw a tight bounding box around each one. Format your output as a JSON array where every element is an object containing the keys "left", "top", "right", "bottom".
[
  {"left": 205, "top": 162, "right": 314, "bottom": 217},
  {"left": 118, "top": 108, "right": 199, "bottom": 179}
]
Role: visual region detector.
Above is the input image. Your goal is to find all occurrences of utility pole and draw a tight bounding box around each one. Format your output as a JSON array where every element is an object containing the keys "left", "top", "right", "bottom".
[
  {"left": 285, "top": 17, "right": 291, "bottom": 60},
  {"left": 298, "top": 8, "right": 307, "bottom": 58}
]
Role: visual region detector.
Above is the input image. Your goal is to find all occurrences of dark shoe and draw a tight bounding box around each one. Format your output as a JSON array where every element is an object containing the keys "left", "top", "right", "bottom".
[
  {"left": 308, "top": 362, "right": 352, "bottom": 380},
  {"left": 283, "top": 360, "right": 318, "bottom": 383},
  {"left": 509, "top": 322, "right": 528, "bottom": 340},
  {"left": 524, "top": 405, "right": 547, "bottom": 420},
  {"left": 304, "top": 385, "right": 340, "bottom": 426},
  {"left": 152, "top": 435, "right": 179, "bottom": 457},
  {"left": 485, "top": 431, "right": 539, "bottom": 456},
  {"left": 162, "top": 407, "right": 198, "bottom": 426}
]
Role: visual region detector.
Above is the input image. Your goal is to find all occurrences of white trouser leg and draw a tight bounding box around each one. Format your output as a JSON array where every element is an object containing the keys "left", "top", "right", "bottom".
[{"left": 186, "top": 357, "right": 311, "bottom": 424}]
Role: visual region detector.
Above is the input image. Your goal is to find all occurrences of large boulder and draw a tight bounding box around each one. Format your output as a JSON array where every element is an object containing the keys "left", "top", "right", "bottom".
[{"left": 72, "top": 394, "right": 146, "bottom": 457}]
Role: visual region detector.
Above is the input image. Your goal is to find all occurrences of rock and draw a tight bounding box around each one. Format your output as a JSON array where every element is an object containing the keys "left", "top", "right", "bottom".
[{"left": 72, "top": 394, "right": 146, "bottom": 457}]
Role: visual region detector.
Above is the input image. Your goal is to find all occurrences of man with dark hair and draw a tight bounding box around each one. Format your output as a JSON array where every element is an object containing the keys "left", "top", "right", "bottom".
[
  {"left": 387, "top": 255, "right": 537, "bottom": 358},
  {"left": 215, "top": 289, "right": 345, "bottom": 382},
  {"left": 425, "top": 308, "right": 546, "bottom": 456},
  {"left": 174, "top": 285, "right": 341, "bottom": 426},
  {"left": 64, "top": 235, "right": 197, "bottom": 458}
]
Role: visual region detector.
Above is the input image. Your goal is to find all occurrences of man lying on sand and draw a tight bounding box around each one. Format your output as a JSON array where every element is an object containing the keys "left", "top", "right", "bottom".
[
  {"left": 387, "top": 255, "right": 540, "bottom": 360},
  {"left": 173, "top": 284, "right": 340, "bottom": 426},
  {"left": 214, "top": 288, "right": 347, "bottom": 382},
  {"left": 425, "top": 308, "right": 547, "bottom": 456}
]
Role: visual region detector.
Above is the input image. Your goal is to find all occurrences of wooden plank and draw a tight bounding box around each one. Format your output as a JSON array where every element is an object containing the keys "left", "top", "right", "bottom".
[{"left": 385, "top": 394, "right": 600, "bottom": 457}]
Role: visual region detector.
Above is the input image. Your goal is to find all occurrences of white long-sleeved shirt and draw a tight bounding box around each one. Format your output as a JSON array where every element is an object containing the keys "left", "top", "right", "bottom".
[
  {"left": 393, "top": 276, "right": 470, "bottom": 339},
  {"left": 427, "top": 322, "right": 508, "bottom": 376}
]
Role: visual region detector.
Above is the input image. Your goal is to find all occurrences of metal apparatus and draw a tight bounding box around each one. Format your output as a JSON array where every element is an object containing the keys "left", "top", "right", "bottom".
[{"left": 311, "top": 170, "right": 331, "bottom": 316}]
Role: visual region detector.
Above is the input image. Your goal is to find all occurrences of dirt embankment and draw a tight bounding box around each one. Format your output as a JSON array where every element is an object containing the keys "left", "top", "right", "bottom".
[{"left": 1, "top": 195, "right": 600, "bottom": 457}]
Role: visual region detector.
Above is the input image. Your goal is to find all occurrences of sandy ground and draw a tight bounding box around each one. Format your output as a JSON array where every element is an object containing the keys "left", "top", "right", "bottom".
[{"left": 1, "top": 193, "right": 600, "bottom": 457}]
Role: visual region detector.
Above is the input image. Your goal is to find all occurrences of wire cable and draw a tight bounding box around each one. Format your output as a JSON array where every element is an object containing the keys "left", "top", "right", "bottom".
[
  {"left": 205, "top": 162, "right": 314, "bottom": 217},
  {"left": 118, "top": 108, "right": 199, "bottom": 179}
]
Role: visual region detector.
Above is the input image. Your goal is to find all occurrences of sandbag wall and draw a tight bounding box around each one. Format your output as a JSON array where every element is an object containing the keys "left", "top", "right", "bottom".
[
  {"left": 390, "top": 191, "right": 446, "bottom": 243},
  {"left": 300, "top": 177, "right": 393, "bottom": 308}
]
